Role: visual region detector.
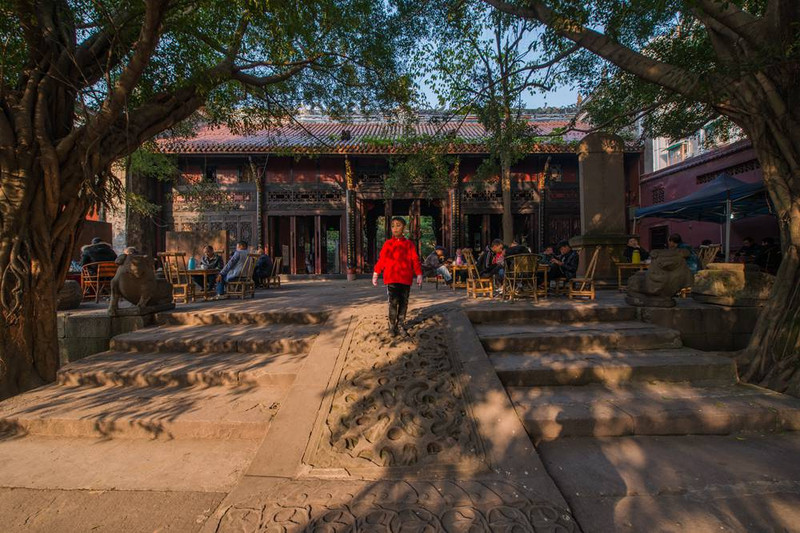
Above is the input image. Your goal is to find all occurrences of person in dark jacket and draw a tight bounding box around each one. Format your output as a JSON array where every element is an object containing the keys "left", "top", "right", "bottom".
[
  {"left": 372, "top": 217, "right": 423, "bottom": 336},
  {"left": 253, "top": 246, "right": 274, "bottom": 287},
  {"left": 422, "top": 246, "right": 452, "bottom": 283},
  {"left": 476, "top": 239, "right": 506, "bottom": 283},
  {"left": 623, "top": 236, "right": 649, "bottom": 262},
  {"left": 755, "top": 237, "right": 781, "bottom": 274},
  {"left": 80, "top": 237, "right": 117, "bottom": 273},
  {"left": 194, "top": 245, "right": 223, "bottom": 290},
  {"left": 550, "top": 241, "right": 579, "bottom": 280}
]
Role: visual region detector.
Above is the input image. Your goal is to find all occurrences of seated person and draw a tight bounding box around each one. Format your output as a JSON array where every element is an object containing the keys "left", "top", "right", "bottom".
[
  {"left": 254, "top": 246, "right": 274, "bottom": 287},
  {"left": 623, "top": 236, "right": 649, "bottom": 262},
  {"left": 215, "top": 241, "right": 250, "bottom": 299},
  {"left": 200, "top": 245, "right": 224, "bottom": 270},
  {"left": 755, "top": 237, "right": 781, "bottom": 274},
  {"left": 668, "top": 233, "right": 699, "bottom": 273},
  {"left": 505, "top": 239, "right": 530, "bottom": 257},
  {"left": 80, "top": 237, "right": 117, "bottom": 273},
  {"left": 549, "top": 241, "right": 579, "bottom": 280},
  {"left": 422, "top": 246, "right": 452, "bottom": 284},
  {"left": 194, "top": 245, "right": 223, "bottom": 290},
  {"left": 476, "top": 239, "right": 505, "bottom": 283},
  {"left": 537, "top": 245, "right": 555, "bottom": 267},
  {"left": 453, "top": 248, "right": 465, "bottom": 266},
  {"left": 734, "top": 237, "right": 761, "bottom": 263}
]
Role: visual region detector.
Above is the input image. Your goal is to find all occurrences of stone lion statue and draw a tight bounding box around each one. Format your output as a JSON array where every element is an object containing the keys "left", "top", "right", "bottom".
[
  {"left": 109, "top": 253, "right": 173, "bottom": 316},
  {"left": 626, "top": 248, "right": 693, "bottom": 307}
]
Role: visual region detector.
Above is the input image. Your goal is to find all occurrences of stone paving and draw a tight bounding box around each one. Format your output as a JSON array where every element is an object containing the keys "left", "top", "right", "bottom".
[{"left": 0, "top": 280, "right": 799, "bottom": 532}]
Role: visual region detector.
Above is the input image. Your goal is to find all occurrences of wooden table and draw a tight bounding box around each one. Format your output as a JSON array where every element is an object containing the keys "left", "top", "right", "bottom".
[
  {"left": 537, "top": 264, "right": 549, "bottom": 298},
  {"left": 451, "top": 264, "right": 468, "bottom": 289},
  {"left": 616, "top": 263, "right": 648, "bottom": 291},
  {"left": 183, "top": 268, "right": 219, "bottom": 301}
]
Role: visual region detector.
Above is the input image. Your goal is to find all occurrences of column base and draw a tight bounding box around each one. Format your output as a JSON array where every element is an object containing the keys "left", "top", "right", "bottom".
[{"left": 569, "top": 233, "right": 633, "bottom": 285}]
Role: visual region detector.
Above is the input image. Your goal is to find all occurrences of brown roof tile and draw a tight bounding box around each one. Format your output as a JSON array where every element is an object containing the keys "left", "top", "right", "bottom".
[{"left": 159, "top": 116, "right": 602, "bottom": 155}]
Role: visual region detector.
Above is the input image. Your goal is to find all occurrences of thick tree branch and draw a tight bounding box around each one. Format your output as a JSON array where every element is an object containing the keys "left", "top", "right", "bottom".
[
  {"left": 90, "top": 0, "right": 169, "bottom": 137},
  {"left": 482, "top": 0, "right": 716, "bottom": 101}
]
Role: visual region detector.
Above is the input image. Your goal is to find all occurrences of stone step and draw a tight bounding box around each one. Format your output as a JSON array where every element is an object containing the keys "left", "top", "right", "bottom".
[
  {"left": 0, "top": 383, "right": 285, "bottom": 440},
  {"left": 57, "top": 350, "right": 307, "bottom": 388},
  {"left": 157, "top": 310, "right": 328, "bottom": 326},
  {"left": 476, "top": 321, "right": 682, "bottom": 353},
  {"left": 0, "top": 435, "right": 260, "bottom": 492},
  {"left": 509, "top": 382, "right": 800, "bottom": 443},
  {"left": 109, "top": 323, "right": 320, "bottom": 354},
  {"left": 491, "top": 349, "right": 737, "bottom": 387},
  {"left": 467, "top": 306, "right": 638, "bottom": 325}
]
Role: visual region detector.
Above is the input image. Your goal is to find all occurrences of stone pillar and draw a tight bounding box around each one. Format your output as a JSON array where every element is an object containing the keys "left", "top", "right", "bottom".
[
  {"left": 450, "top": 187, "right": 462, "bottom": 253},
  {"left": 289, "top": 215, "right": 297, "bottom": 275},
  {"left": 570, "top": 132, "right": 630, "bottom": 284},
  {"left": 344, "top": 158, "right": 356, "bottom": 278}
]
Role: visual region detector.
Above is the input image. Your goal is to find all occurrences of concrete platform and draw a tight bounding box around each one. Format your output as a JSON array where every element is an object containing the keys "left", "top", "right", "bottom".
[
  {"left": 110, "top": 323, "right": 321, "bottom": 354},
  {"left": 0, "top": 435, "right": 258, "bottom": 492},
  {"left": 491, "top": 349, "right": 737, "bottom": 387},
  {"left": 0, "top": 487, "right": 223, "bottom": 533},
  {"left": 57, "top": 350, "right": 306, "bottom": 388},
  {"left": 539, "top": 434, "right": 800, "bottom": 532},
  {"left": 510, "top": 382, "right": 800, "bottom": 442},
  {"left": 0, "top": 383, "right": 286, "bottom": 439},
  {"left": 476, "top": 321, "right": 683, "bottom": 352}
]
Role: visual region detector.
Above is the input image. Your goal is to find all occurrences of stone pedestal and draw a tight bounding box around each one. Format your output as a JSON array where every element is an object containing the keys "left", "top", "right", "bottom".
[
  {"left": 692, "top": 263, "right": 773, "bottom": 307},
  {"left": 573, "top": 133, "right": 628, "bottom": 283}
]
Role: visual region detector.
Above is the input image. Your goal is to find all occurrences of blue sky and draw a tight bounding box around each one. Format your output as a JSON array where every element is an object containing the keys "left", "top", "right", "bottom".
[{"left": 418, "top": 81, "right": 580, "bottom": 110}]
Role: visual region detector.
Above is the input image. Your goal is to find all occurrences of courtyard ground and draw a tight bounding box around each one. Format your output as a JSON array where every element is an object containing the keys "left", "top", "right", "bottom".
[{"left": 0, "top": 280, "right": 799, "bottom": 532}]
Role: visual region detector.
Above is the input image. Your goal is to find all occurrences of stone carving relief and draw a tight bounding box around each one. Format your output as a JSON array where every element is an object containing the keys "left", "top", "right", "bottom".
[
  {"left": 309, "top": 313, "right": 483, "bottom": 471},
  {"left": 626, "top": 248, "right": 693, "bottom": 308},
  {"left": 214, "top": 479, "right": 578, "bottom": 532},
  {"left": 109, "top": 253, "right": 174, "bottom": 316}
]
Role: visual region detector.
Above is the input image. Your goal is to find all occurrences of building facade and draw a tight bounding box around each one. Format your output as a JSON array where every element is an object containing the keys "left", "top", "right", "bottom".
[
  {"left": 637, "top": 138, "right": 778, "bottom": 251},
  {"left": 158, "top": 115, "right": 642, "bottom": 274}
]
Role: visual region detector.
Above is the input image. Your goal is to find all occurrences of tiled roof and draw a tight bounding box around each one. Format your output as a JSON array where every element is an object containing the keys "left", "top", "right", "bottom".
[{"left": 159, "top": 116, "right": 615, "bottom": 155}]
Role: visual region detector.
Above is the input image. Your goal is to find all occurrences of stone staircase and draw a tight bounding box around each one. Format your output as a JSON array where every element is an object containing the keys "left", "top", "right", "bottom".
[
  {"left": 469, "top": 307, "right": 800, "bottom": 444},
  {"left": 0, "top": 310, "right": 326, "bottom": 441}
]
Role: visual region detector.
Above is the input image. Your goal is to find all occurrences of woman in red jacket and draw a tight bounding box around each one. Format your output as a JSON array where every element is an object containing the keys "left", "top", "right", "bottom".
[{"left": 372, "top": 216, "right": 423, "bottom": 336}]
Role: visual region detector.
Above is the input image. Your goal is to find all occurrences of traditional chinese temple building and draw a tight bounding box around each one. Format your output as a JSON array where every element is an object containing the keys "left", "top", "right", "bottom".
[{"left": 157, "top": 114, "right": 643, "bottom": 275}]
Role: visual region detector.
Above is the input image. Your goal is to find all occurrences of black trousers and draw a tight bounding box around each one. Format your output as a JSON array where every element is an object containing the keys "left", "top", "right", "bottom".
[{"left": 386, "top": 283, "right": 411, "bottom": 330}]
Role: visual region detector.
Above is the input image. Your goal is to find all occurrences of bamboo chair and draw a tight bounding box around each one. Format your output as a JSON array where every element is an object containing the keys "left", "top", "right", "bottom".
[
  {"left": 502, "top": 253, "right": 539, "bottom": 302},
  {"left": 266, "top": 256, "right": 283, "bottom": 288},
  {"left": 226, "top": 253, "right": 259, "bottom": 299},
  {"left": 81, "top": 261, "right": 118, "bottom": 302},
  {"left": 158, "top": 252, "right": 194, "bottom": 303},
  {"left": 568, "top": 246, "right": 601, "bottom": 300},
  {"left": 698, "top": 244, "right": 721, "bottom": 270},
  {"left": 463, "top": 249, "right": 494, "bottom": 298}
]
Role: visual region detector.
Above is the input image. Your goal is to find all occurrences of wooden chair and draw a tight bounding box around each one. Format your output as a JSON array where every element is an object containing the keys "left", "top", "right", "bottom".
[
  {"left": 266, "top": 256, "right": 283, "bottom": 288},
  {"left": 502, "top": 253, "right": 539, "bottom": 302},
  {"left": 158, "top": 252, "right": 194, "bottom": 304},
  {"left": 226, "top": 253, "right": 259, "bottom": 299},
  {"left": 81, "top": 261, "right": 118, "bottom": 302},
  {"left": 698, "top": 244, "right": 721, "bottom": 270},
  {"left": 463, "top": 249, "right": 494, "bottom": 298},
  {"left": 568, "top": 246, "right": 601, "bottom": 300}
]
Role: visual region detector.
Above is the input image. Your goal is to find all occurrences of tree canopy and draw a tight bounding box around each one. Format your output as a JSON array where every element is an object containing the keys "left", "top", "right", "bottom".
[
  {"left": 0, "top": 0, "right": 432, "bottom": 398},
  {"left": 481, "top": 0, "right": 800, "bottom": 395}
]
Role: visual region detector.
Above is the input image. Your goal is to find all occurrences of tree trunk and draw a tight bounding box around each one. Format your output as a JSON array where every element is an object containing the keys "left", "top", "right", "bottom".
[
  {"left": 501, "top": 161, "right": 514, "bottom": 244},
  {"left": 0, "top": 154, "right": 88, "bottom": 400},
  {"left": 738, "top": 114, "right": 800, "bottom": 396},
  {"left": 126, "top": 168, "right": 160, "bottom": 257}
]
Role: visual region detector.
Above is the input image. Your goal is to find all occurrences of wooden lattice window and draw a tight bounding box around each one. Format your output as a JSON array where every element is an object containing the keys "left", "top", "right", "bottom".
[{"left": 652, "top": 187, "right": 665, "bottom": 204}]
